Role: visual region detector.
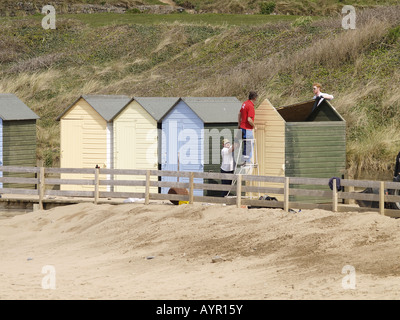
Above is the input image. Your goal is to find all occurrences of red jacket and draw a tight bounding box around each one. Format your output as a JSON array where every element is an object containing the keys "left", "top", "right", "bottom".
[{"left": 239, "top": 100, "right": 255, "bottom": 130}]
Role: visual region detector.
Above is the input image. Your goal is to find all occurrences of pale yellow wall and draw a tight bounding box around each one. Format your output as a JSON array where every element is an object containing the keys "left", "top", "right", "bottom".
[
  {"left": 113, "top": 100, "right": 158, "bottom": 193},
  {"left": 60, "top": 98, "right": 108, "bottom": 191},
  {"left": 252, "top": 98, "right": 286, "bottom": 200}
]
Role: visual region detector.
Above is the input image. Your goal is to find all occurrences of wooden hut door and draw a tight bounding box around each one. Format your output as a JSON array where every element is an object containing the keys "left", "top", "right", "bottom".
[
  {"left": 60, "top": 119, "right": 83, "bottom": 190},
  {"left": 114, "top": 121, "right": 136, "bottom": 192}
]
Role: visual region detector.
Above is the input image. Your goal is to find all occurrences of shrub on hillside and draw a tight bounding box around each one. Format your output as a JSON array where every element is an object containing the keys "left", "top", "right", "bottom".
[{"left": 259, "top": 1, "right": 276, "bottom": 15}]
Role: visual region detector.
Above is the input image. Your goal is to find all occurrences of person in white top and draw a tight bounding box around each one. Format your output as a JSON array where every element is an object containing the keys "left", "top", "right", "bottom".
[
  {"left": 220, "top": 139, "right": 235, "bottom": 197},
  {"left": 312, "top": 82, "right": 334, "bottom": 112}
]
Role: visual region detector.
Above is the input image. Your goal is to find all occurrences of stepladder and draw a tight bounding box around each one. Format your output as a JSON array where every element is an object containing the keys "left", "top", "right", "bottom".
[{"left": 226, "top": 138, "right": 259, "bottom": 197}]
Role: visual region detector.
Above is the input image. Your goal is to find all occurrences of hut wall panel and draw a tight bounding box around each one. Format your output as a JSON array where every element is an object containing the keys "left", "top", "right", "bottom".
[
  {"left": 113, "top": 101, "right": 158, "bottom": 193},
  {"left": 3, "top": 120, "right": 37, "bottom": 189},
  {"left": 203, "top": 123, "right": 237, "bottom": 196},
  {"left": 285, "top": 122, "right": 346, "bottom": 203},
  {"left": 60, "top": 98, "right": 107, "bottom": 191},
  {"left": 161, "top": 101, "right": 204, "bottom": 196},
  {"left": 254, "top": 99, "right": 285, "bottom": 200}
]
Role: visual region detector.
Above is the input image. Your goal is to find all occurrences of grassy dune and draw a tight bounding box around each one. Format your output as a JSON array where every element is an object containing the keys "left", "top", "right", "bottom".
[{"left": 1, "top": 5, "right": 400, "bottom": 179}]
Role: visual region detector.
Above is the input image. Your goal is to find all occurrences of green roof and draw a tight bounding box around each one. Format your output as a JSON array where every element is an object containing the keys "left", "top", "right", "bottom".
[
  {"left": 181, "top": 97, "right": 241, "bottom": 123},
  {"left": 0, "top": 94, "right": 39, "bottom": 120}
]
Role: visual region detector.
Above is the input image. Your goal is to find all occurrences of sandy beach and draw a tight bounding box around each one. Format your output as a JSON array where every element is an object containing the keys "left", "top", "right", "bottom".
[{"left": 1, "top": 201, "right": 400, "bottom": 300}]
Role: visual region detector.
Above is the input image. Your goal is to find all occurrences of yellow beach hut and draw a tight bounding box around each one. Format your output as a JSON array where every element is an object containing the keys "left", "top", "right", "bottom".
[
  {"left": 111, "top": 97, "right": 179, "bottom": 194},
  {"left": 57, "top": 94, "right": 130, "bottom": 191}
]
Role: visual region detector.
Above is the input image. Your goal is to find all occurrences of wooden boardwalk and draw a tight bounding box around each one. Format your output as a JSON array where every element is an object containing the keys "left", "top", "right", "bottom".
[{"left": 0, "top": 166, "right": 400, "bottom": 218}]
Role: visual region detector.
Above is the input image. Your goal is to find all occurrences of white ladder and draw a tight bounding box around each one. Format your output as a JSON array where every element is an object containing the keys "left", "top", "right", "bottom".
[{"left": 226, "top": 138, "right": 259, "bottom": 197}]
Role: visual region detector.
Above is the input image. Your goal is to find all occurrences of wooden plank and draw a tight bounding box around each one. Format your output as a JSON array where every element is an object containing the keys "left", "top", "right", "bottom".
[
  {"left": 45, "top": 178, "right": 95, "bottom": 186},
  {"left": 150, "top": 193, "right": 189, "bottom": 202},
  {"left": 339, "top": 179, "right": 381, "bottom": 188},
  {"left": 45, "top": 190, "right": 94, "bottom": 197},
  {"left": 289, "top": 189, "right": 332, "bottom": 198},
  {"left": 242, "top": 185, "right": 284, "bottom": 194},
  {"left": 100, "top": 191, "right": 146, "bottom": 199},
  {"left": 39, "top": 167, "right": 45, "bottom": 210},
  {"left": 193, "top": 183, "right": 232, "bottom": 192},
  {"left": 339, "top": 192, "right": 380, "bottom": 201},
  {"left": 242, "top": 175, "right": 286, "bottom": 183},
  {"left": 145, "top": 170, "right": 150, "bottom": 205},
  {"left": 0, "top": 177, "right": 38, "bottom": 184},
  {"left": 236, "top": 175, "right": 242, "bottom": 208},
  {"left": 149, "top": 170, "right": 191, "bottom": 178},
  {"left": 150, "top": 181, "right": 190, "bottom": 189},
  {"left": 189, "top": 172, "right": 194, "bottom": 204},
  {"left": 0, "top": 166, "right": 40, "bottom": 173},
  {"left": 284, "top": 177, "right": 289, "bottom": 212},
  {"left": 99, "top": 180, "right": 146, "bottom": 187},
  {"left": 0, "top": 188, "right": 38, "bottom": 195},
  {"left": 381, "top": 181, "right": 400, "bottom": 190},
  {"left": 193, "top": 171, "right": 238, "bottom": 180},
  {"left": 45, "top": 167, "right": 96, "bottom": 174},
  {"left": 288, "top": 177, "right": 329, "bottom": 186},
  {"left": 380, "top": 181, "right": 385, "bottom": 215},
  {"left": 193, "top": 196, "right": 236, "bottom": 205},
  {"left": 94, "top": 167, "right": 100, "bottom": 204},
  {"left": 332, "top": 178, "right": 337, "bottom": 212},
  {"left": 98, "top": 168, "right": 147, "bottom": 176},
  {"left": 242, "top": 199, "right": 283, "bottom": 208}
]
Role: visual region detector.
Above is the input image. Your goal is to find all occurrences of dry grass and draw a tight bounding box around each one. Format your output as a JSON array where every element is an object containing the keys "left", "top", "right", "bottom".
[{"left": 1, "top": 5, "right": 400, "bottom": 176}]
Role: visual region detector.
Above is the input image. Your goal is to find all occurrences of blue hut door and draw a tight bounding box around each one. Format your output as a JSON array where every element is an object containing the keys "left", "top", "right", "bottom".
[{"left": 161, "top": 103, "right": 204, "bottom": 195}]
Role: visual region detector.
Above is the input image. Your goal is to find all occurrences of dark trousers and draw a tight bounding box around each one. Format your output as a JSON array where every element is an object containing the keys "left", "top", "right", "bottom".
[{"left": 220, "top": 168, "right": 234, "bottom": 197}]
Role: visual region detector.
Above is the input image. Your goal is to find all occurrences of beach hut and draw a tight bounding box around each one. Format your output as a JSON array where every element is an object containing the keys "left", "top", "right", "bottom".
[
  {"left": 57, "top": 94, "right": 130, "bottom": 191},
  {"left": 254, "top": 98, "right": 346, "bottom": 203},
  {"left": 160, "top": 97, "right": 242, "bottom": 196},
  {"left": 0, "top": 93, "right": 39, "bottom": 189},
  {"left": 111, "top": 97, "right": 179, "bottom": 193}
]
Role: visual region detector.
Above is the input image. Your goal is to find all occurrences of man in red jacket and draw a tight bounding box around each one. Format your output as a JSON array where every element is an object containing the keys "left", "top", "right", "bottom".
[{"left": 238, "top": 91, "right": 258, "bottom": 165}]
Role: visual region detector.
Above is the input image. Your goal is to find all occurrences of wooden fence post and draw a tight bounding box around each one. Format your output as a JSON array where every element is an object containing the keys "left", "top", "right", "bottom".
[
  {"left": 332, "top": 178, "right": 338, "bottom": 212},
  {"left": 39, "top": 167, "right": 45, "bottom": 210},
  {"left": 94, "top": 167, "right": 100, "bottom": 204},
  {"left": 379, "top": 181, "right": 385, "bottom": 215},
  {"left": 189, "top": 172, "right": 194, "bottom": 204},
  {"left": 236, "top": 174, "right": 242, "bottom": 208},
  {"left": 145, "top": 170, "right": 150, "bottom": 205},
  {"left": 284, "top": 177, "right": 289, "bottom": 212}
]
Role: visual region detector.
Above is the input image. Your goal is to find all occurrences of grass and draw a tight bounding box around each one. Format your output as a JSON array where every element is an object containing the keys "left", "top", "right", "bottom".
[
  {"left": 1, "top": 6, "right": 400, "bottom": 179},
  {"left": 18, "top": 12, "right": 303, "bottom": 28}
]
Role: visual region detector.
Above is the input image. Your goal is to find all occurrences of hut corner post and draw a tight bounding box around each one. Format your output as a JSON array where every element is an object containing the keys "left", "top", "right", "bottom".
[
  {"left": 94, "top": 167, "right": 100, "bottom": 204},
  {"left": 236, "top": 174, "right": 242, "bottom": 208},
  {"left": 189, "top": 172, "right": 194, "bottom": 204},
  {"left": 332, "top": 179, "right": 338, "bottom": 212},
  {"left": 284, "top": 177, "right": 289, "bottom": 212},
  {"left": 145, "top": 170, "right": 151, "bottom": 205},
  {"left": 38, "top": 166, "right": 45, "bottom": 210},
  {"left": 380, "top": 181, "right": 385, "bottom": 215}
]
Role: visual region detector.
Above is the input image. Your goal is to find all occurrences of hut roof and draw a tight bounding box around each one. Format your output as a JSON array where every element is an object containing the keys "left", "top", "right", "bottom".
[
  {"left": 57, "top": 95, "right": 131, "bottom": 121},
  {"left": 178, "top": 97, "right": 242, "bottom": 123},
  {"left": 275, "top": 99, "right": 344, "bottom": 122},
  {"left": 117, "top": 97, "right": 180, "bottom": 122},
  {"left": 0, "top": 94, "right": 39, "bottom": 120}
]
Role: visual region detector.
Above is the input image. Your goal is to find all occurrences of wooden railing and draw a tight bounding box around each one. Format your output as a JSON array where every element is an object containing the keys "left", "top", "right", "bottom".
[{"left": 0, "top": 166, "right": 400, "bottom": 218}]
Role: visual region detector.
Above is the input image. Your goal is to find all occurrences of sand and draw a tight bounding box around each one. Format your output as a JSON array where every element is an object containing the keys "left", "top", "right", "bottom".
[{"left": 1, "top": 201, "right": 400, "bottom": 300}]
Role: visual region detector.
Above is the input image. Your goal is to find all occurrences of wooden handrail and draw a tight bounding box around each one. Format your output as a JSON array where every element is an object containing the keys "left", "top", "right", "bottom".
[{"left": 0, "top": 166, "right": 399, "bottom": 217}]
